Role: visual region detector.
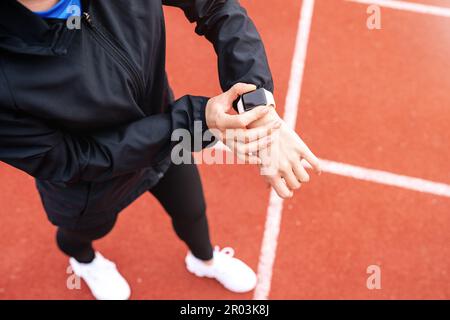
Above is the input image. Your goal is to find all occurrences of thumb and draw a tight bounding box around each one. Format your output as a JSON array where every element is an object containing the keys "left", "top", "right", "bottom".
[
  {"left": 226, "top": 83, "right": 257, "bottom": 103},
  {"left": 219, "top": 105, "right": 271, "bottom": 129}
]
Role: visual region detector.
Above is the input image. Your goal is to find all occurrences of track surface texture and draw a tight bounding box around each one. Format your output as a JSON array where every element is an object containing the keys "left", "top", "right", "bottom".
[{"left": 0, "top": 0, "right": 449, "bottom": 299}]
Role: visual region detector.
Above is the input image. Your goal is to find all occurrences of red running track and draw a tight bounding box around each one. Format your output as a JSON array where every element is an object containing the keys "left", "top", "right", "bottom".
[{"left": 0, "top": 0, "right": 449, "bottom": 299}]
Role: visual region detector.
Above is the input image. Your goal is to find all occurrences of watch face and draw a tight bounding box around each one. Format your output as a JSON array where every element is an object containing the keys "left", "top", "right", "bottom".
[{"left": 242, "top": 88, "right": 267, "bottom": 111}]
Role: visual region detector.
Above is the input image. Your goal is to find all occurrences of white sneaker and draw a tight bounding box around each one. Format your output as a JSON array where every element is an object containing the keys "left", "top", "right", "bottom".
[
  {"left": 185, "top": 246, "right": 257, "bottom": 293},
  {"left": 69, "top": 252, "right": 131, "bottom": 300}
]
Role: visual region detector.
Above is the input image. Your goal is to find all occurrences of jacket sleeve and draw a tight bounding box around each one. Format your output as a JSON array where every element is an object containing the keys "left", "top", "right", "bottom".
[
  {"left": 163, "top": 0, "right": 274, "bottom": 95},
  {"left": 0, "top": 94, "right": 210, "bottom": 184}
]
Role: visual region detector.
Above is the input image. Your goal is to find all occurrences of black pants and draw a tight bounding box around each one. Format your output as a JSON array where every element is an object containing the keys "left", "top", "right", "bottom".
[{"left": 56, "top": 162, "right": 214, "bottom": 262}]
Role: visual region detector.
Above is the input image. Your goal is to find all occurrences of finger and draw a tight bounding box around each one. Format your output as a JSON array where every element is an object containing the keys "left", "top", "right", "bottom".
[
  {"left": 225, "top": 135, "right": 269, "bottom": 155},
  {"left": 236, "top": 153, "right": 262, "bottom": 165},
  {"left": 226, "top": 83, "right": 257, "bottom": 103},
  {"left": 298, "top": 142, "right": 322, "bottom": 174},
  {"left": 235, "top": 135, "right": 273, "bottom": 154},
  {"left": 234, "top": 120, "right": 282, "bottom": 143},
  {"left": 215, "top": 113, "right": 244, "bottom": 129},
  {"left": 292, "top": 161, "right": 310, "bottom": 183},
  {"left": 219, "top": 106, "right": 270, "bottom": 129},
  {"left": 271, "top": 176, "right": 293, "bottom": 199},
  {"left": 282, "top": 168, "right": 302, "bottom": 190}
]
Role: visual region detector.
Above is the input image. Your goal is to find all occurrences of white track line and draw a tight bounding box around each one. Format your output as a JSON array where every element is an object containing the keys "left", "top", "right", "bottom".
[
  {"left": 302, "top": 159, "right": 450, "bottom": 198},
  {"left": 212, "top": 141, "right": 450, "bottom": 198},
  {"left": 253, "top": 0, "right": 316, "bottom": 301},
  {"left": 347, "top": 0, "right": 450, "bottom": 18}
]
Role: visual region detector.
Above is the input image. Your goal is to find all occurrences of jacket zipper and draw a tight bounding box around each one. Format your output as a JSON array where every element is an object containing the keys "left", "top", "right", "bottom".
[{"left": 82, "top": 12, "right": 145, "bottom": 110}]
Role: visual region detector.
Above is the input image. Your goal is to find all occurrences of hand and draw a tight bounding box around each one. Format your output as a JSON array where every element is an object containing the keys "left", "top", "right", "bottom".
[
  {"left": 205, "top": 83, "right": 281, "bottom": 164},
  {"left": 249, "top": 108, "right": 322, "bottom": 198}
]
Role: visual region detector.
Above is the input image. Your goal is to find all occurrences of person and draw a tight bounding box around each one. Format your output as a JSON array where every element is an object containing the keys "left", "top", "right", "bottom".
[{"left": 0, "top": 0, "right": 321, "bottom": 300}]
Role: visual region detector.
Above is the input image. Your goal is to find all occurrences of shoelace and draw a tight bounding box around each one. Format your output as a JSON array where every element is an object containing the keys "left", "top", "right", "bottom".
[{"left": 215, "top": 246, "right": 235, "bottom": 258}]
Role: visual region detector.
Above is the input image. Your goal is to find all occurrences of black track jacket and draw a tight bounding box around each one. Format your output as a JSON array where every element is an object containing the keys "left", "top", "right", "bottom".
[{"left": 0, "top": 0, "right": 273, "bottom": 227}]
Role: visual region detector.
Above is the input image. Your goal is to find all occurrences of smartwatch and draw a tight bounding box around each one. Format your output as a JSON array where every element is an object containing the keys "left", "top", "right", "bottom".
[{"left": 235, "top": 88, "right": 275, "bottom": 114}]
